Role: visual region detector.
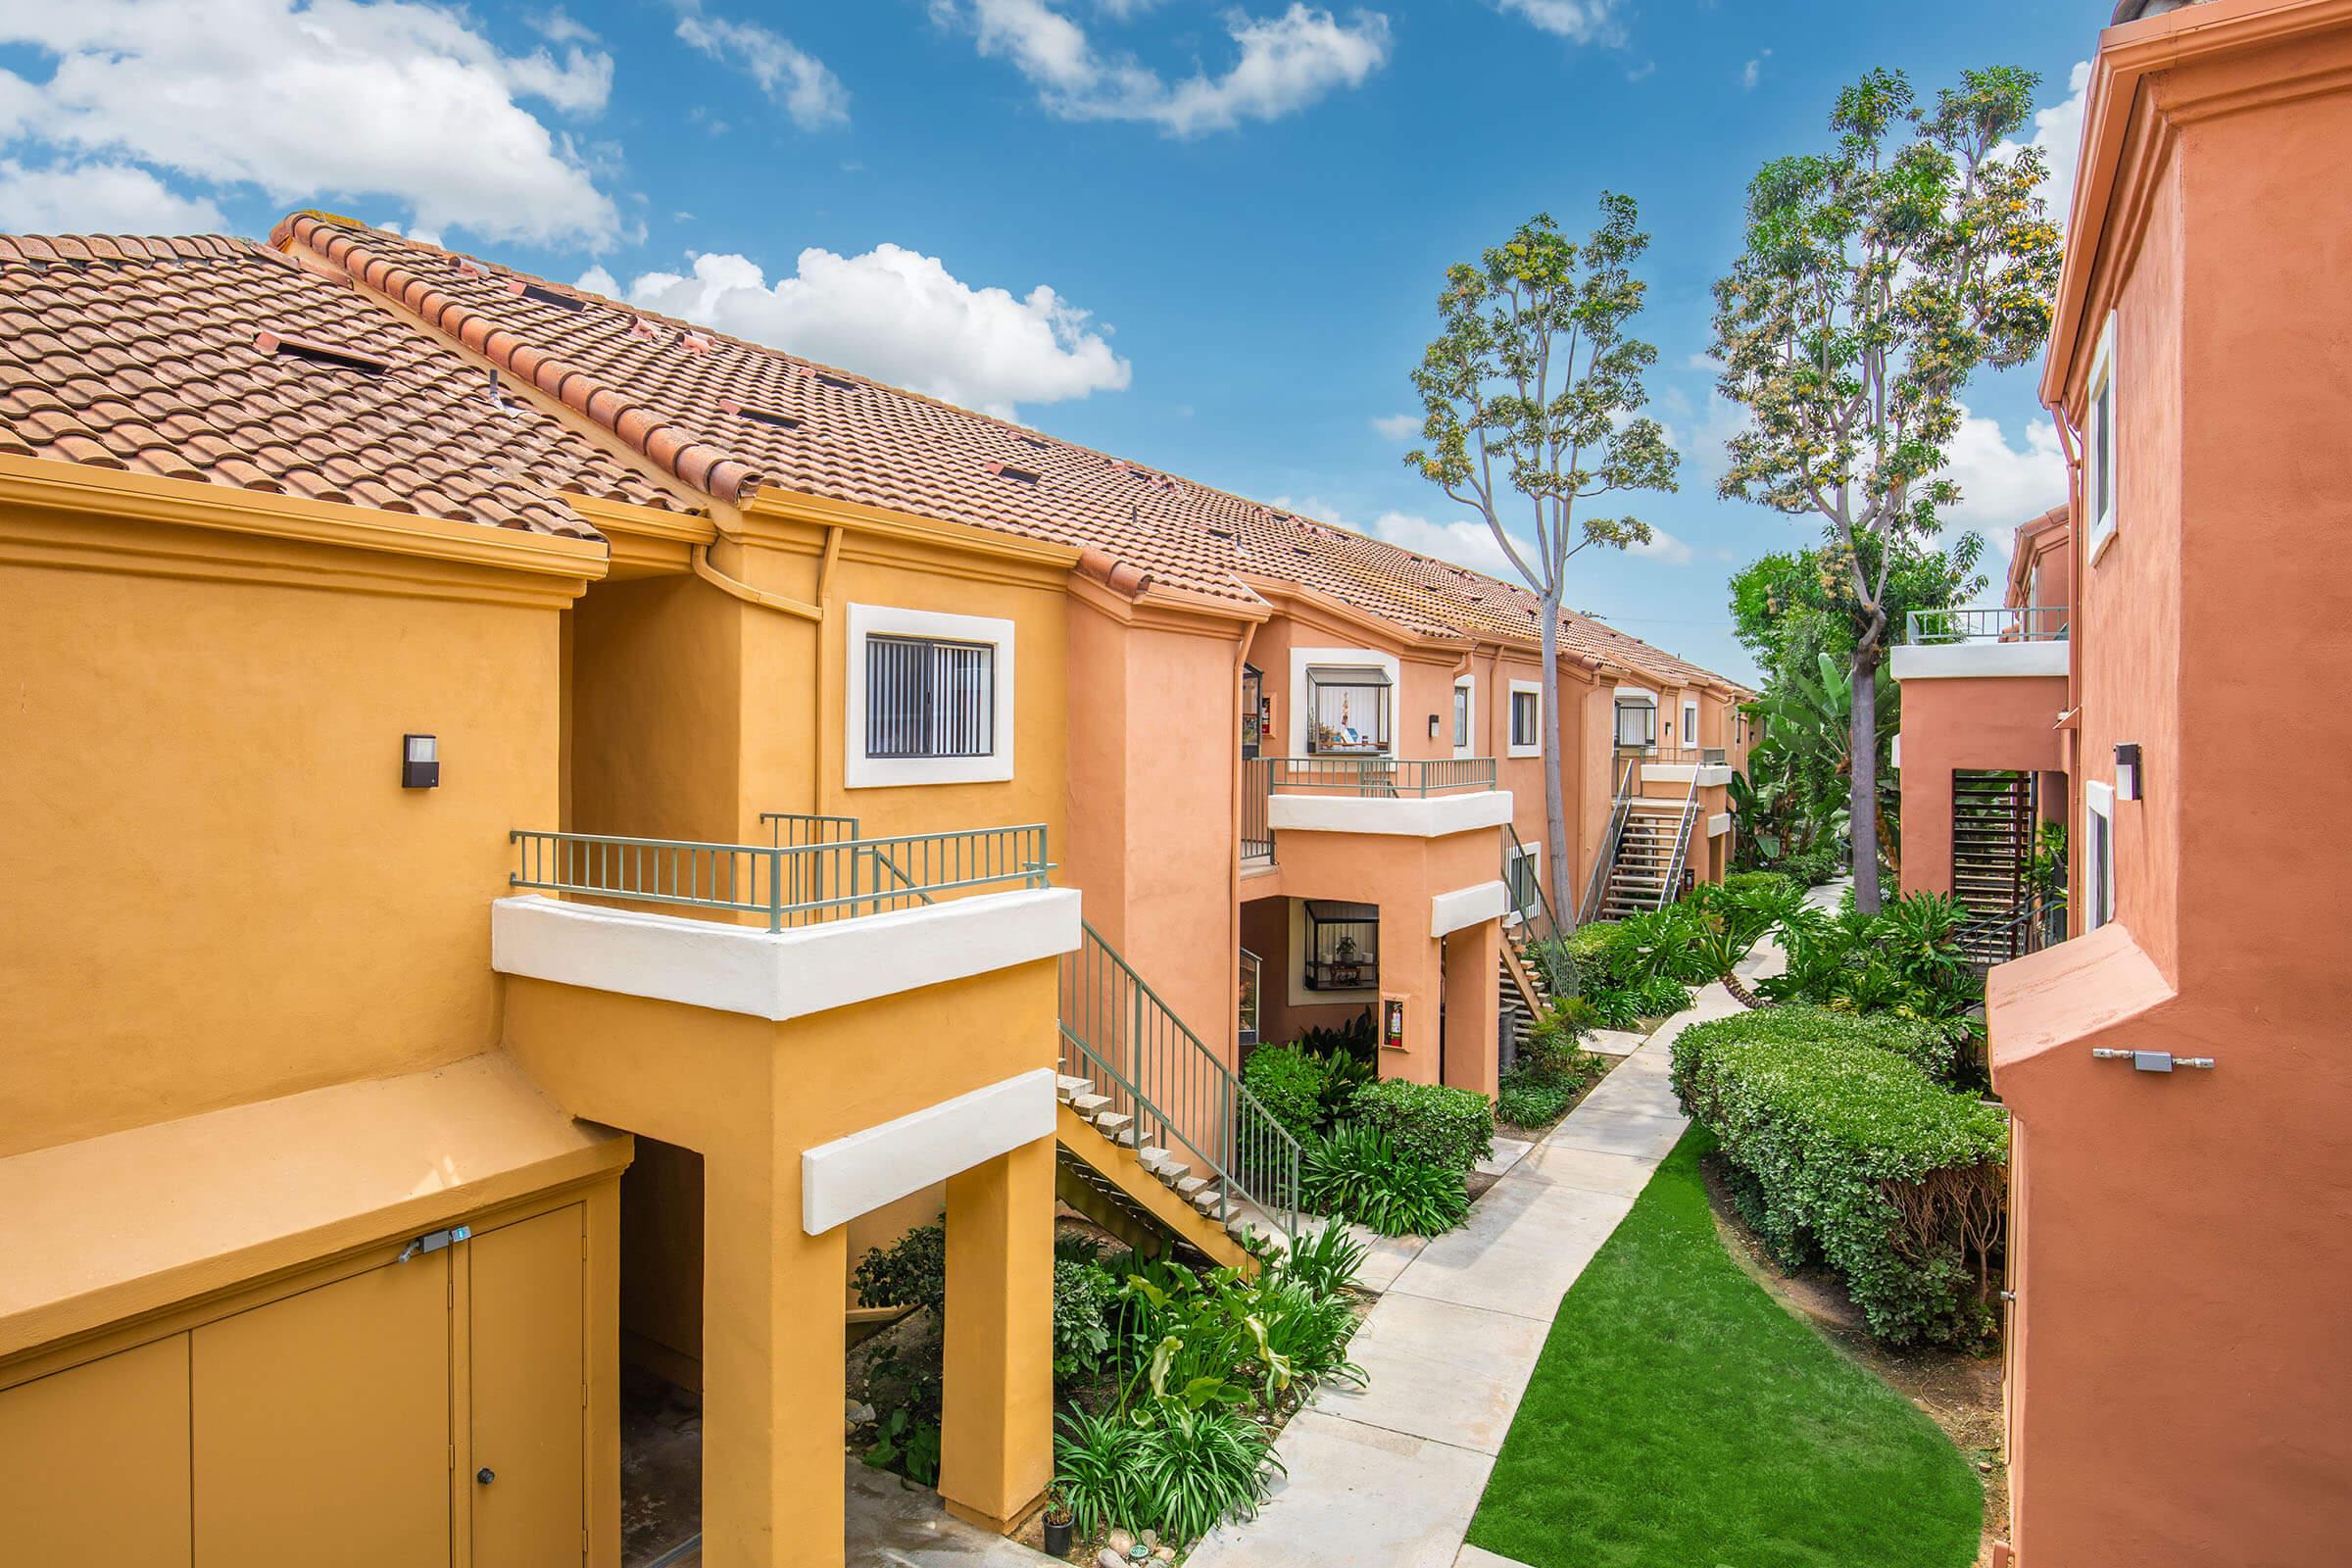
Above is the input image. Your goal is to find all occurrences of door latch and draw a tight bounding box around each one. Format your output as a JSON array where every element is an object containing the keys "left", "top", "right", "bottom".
[
  {"left": 397, "top": 1224, "right": 471, "bottom": 1263},
  {"left": 2090, "top": 1049, "right": 2216, "bottom": 1072}
]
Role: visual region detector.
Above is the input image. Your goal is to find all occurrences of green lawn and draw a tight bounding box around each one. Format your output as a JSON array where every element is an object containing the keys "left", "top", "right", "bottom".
[{"left": 1466, "top": 1127, "right": 1982, "bottom": 1568}]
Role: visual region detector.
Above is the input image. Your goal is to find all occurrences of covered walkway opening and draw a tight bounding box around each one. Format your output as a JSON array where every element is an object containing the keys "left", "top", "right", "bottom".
[{"left": 619, "top": 1135, "right": 706, "bottom": 1568}]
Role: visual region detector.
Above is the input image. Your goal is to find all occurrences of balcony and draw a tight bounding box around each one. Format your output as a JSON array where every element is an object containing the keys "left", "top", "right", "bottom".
[
  {"left": 494, "top": 821, "right": 1077, "bottom": 1019},
  {"left": 1242, "top": 756, "right": 1511, "bottom": 863},
  {"left": 1640, "top": 745, "right": 1732, "bottom": 787},
  {"left": 1892, "top": 606, "right": 2071, "bottom": 680}
]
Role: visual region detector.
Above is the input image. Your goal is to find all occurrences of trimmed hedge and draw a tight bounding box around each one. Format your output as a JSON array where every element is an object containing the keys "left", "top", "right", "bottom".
[
  {"left": 1669, "top": 1008, "right": 2009, "bottom": 1347},
  {"left": 1721, "top": 869, "right": 1800, "bottom": 901},
  {"left": 1685, "top": 1003, "right": 1957, "bottom": 1082},
  {"left": 1344, "top": 1078, "right": 1494, "bottom": 1172}
]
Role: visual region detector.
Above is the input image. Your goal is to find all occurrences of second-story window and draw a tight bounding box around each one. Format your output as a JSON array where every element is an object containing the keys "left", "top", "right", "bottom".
[
  {"left": 1511, "top": 691, "right": 1539, "bottom": 747},
  {"left": 2087, "top": 312, "right": 2118, "bottom": 562},
  {"left": 1305, "top": 665, "right": 1392, "bottom": 755},
  {"left": 1683, "top": 699, "right": 1700, "bottom": 750},
  {"left": 867, "top": 635, "right": 995, "bottom": 759},
  {"left": 1452, "top": 683, "right": 1471, "bottom": 748}
]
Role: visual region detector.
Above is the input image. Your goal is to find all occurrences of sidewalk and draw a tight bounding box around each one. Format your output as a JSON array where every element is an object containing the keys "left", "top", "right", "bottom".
[{"left": 1188, "top": 985, "right": 1749, "bottom": 1568}]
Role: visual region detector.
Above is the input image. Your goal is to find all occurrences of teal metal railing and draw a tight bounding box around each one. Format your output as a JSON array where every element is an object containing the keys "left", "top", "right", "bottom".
[
  {"left": 1906, "top": 605, "right": 2070, "bottom": 644},
  {"left": 1657, "top": 767, "right": 1705, "bottom": 911},
  {"left": 1503, "top": 823, "right": 1560, "bottom": 944},
  {"left": 1578, "top": 753, "right": 1642, "bottom": 923},
  {"left": 509, "top": 824, "right": 1053, "bottom": 932},
  {"left": 1263, "top": 755, "right": 1496, "bottom": 797},
  {"left": 1057, "top": 921, "right": 1299, "bottom": 1245},
  {"left": 1241, "top": 758, "right": 1274, "bottom": 866}
]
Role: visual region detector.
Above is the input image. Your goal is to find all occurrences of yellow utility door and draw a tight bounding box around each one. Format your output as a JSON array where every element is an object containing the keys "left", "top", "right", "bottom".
[
  {"left": 470, "top": 1203, "right": 587, "bottom": 1566},
  {"left": 0, "top": 1335, "right": 193, "bottom": 1565},
  {"left": 193, "top": 1252, "right": 453, "bottom": 1567}
]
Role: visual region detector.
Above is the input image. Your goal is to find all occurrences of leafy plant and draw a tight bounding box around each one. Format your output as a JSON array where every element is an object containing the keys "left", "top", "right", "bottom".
[
  {"left": 1283, "top": 1221, "right": 1369, "bottom": 1298},
  {"left": 1521, "top": 934, "right": 1582, "bottom": 999},
  {"left": 864, "top": 1406, "right": 941, "bottom": 1486},
  {"left": 1053, "top": 1258, "right": 1115, "bottom": 1384},
  {"left": 1296, "top": 1009, "right": 1376, "bottom": 1060},
  {"left": 1301, "top": 1123, "right": 1470, "bottom": 1237},
  {"left": 1241, "top": 1044, "right": 1330, "bottom": 1143},
  {"left": 1496, "top": 1050, "right": 1601, "bottom": 1127},
  {"left": 1132, "top": 1405, "right": 1283, "bottom": 1543},
  {"left": 1342, "top": 1078, "right": 1495, "bottom": 1172},
  {"left": 852, "top": 1220, "right": 946, "bottom": 1320},
  {"left": 1052, "top": 1407, "right": 1145, "bottom": 1539}
]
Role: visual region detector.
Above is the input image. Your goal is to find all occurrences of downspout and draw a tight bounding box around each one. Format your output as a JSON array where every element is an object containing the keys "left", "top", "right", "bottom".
[
  {"left": 2046, "top": 395, "right": 2087, "bottom": 930},
  {"left": 1230, "top": 615, "right": 1260, "bottom": 1065},
  {"left": 811, "top": 524, "right": 844, "bottom": 816},
  {"left": 691, "top": 525, "right": 844, "bottom": 820}
]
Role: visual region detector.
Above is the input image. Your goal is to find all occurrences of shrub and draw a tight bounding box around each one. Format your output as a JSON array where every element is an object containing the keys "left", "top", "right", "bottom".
[
  {"left": 1301, "top": 1123, "right": 1470, "bottom": 1237},
  {"left": 1495, "top": 1050, "right": 1602, "bottom": 1128},
  {"left": 1281, "top": 1220, "right": 1369, "bottom": 1298},
  {"left": 1053, "top": 1258, "right": 1115, "bottom": 1382},
  {"left": 852, "top": 1221, "right": 946, "bottom": 1318},
  {"left": 1132, "top": 1405, "right": 1282, "bottom": 1542},
  {"left": 1521, "top": 933, "right": 1581, "bottom": 998},
  {"left": 1761, "top": 893, "right": 1982, "bottom": 1061},
  {"left": 1722, "top": 869, "right": 1800, "bottom": 901},
  {"left": 1052, "top": 1407, "right": 1146, "bottom": 1538},
  {"left": 1670, "top": 1008, "right": 2009, "bottom": 1347},
  {"left": 1297, "top": 1009, "right": 1377, "bottom": 1060},
  {"left": 1343, "top": 1078, "right": 1494, "bottom": 1171},
  {"left": 1242, "top": 1045, "right": 1329, "bottom": 1142},
  {"left": 1563, "top": 920, "right": 1634, "bottom": 990}
]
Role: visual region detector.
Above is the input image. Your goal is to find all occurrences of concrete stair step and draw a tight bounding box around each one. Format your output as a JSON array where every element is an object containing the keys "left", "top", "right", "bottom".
[
  {"left": 1175, "top": 1175, "right": 1210, "bottom": 1198},
  {"left": 1055, "top": 1074, "right": 1093, "bottom": 1102},
  {"left": 1070, "top": 1093, "right": 1112, "bottom": 1117},
  {"left": 1092, "top": 1110, "right": 1134, "bottom": 1137}
]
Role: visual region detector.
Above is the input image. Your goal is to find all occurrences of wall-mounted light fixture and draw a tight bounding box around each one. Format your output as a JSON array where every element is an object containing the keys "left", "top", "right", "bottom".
[
  {"left": 2114, "top": 742, "right": 2142, "bottom": 802},
  {"left": 403, "top": 733, "right": 440, "bottom": 789},
  {"left": 1427, "top": 713, "right": 1443, "bottom": 740}
]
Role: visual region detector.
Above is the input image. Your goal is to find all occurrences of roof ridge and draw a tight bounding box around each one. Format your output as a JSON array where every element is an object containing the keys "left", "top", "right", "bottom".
[{"left": 0, "top": 233, "right": 265, "bottom": 267}]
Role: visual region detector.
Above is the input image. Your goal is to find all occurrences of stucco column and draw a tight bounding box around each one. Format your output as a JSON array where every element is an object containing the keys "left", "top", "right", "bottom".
[
  {"left": 939, "top": 1136, "right": 1054, "bottom": 1532},
  {"left": 1442, "top": 921, "right": 1501, "bottom": 1100}
]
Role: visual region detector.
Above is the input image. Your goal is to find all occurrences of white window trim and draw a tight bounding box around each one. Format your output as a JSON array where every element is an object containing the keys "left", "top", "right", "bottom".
[
  {"left": 2086, "top": 312, "right": 2119, "bottom": 565},
  {"left": 1506, "top": 679, "right": 1544, "bottom": 759},
  {"left": 1288, "top": 646, "right": 1400, "bottom": 758},
  {"left": 1452, "top": 674, "right": 1476, "bottom": 760},
  {"left": 2085, "top": 780, "right": 2117, "bottom": 931},
  {"left": 1682, "top": 699, "right": 1700, "bottom": 749},
  {"left": 846, "top": 602, "right": 1016, "bottom": 789},
  {"left": 1503, "top": 840, "right": 1540, "bottom": 924}
]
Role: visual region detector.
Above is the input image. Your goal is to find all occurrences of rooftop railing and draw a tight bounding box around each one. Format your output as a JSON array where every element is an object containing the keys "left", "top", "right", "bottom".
[
  {"left": 1262, "top": 756, "right": 1497, "bottom": 798},
  {"left": 509, "top": 823, "right": 1054, "bottom": 932},
  {"left": 1906, "top": 605, "right": 2070, "bottom": 645},
  {"left": 1646, "top": 746, "right": 1729, "bottom": 768}
]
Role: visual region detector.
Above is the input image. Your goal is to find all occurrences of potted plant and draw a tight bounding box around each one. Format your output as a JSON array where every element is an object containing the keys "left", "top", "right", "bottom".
[
  {"left": 1331, "top": 933, "right": 1361, "bottom": 989},
  {"left": 1041, "top": 1490, "right": 1073, "bottom": 1556}
]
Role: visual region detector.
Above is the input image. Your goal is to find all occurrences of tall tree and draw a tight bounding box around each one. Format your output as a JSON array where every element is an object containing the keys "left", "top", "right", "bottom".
[
  {"left": 1407, "top": 196, "right": 1678, "bottom": 925},
  {"left": 1710, "top": 68, "right": 2062, "bottom": 909}
]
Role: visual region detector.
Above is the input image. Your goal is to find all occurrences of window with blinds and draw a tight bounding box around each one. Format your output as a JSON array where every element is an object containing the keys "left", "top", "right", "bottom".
[
  {"left": 1510, "top": 690, "right": 1540, "bottom": 748},
  {"left": 865, "top": 635, "right": 996, "bottom": 759}
]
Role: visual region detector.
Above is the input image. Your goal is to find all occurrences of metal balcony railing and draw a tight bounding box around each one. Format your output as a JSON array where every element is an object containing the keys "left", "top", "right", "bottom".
[
  {"left": 1241, "top": 758, "right": 1274, "bottom": 866},
  {"left": 1646, "top": 746, "right": 1729, "bottom": 768},
  {"left": 1262, "top": 755, "right": 1497, "bottom": 797},
  {"left": 509, "top": 823, "right": 1054, "bottom": 932},
  {"left": 1503, "top": 823, "right": 1559, "bottom": 944},
  {"left": 1906, "top": 605, "right": 2070, "bottom": 645}
]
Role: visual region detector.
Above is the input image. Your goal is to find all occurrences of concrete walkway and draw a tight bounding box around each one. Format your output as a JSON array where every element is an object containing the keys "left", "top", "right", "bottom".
[{"left": 1188, "top": 985, "right": 1751, "bottom": 1568}]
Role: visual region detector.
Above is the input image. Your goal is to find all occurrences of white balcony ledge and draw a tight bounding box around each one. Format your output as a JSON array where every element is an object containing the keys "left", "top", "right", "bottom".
[
  {"left": 491, "top": 887, "right": 1082, "bottom": 1021},
  {"left": 1890, "top": 641, "right": 2069, "bottom": 680},
  {"left": 1642, "top": 763, "right": 1734, "bottom": 787},
  {"left": 1265, "top": 788, "right": 1514, "bottom": 839}
]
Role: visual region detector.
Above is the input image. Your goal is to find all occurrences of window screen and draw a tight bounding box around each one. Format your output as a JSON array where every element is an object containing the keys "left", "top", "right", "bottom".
[
  {"left": 1510, "top": 691, "right": 1540, "bottom": 748},
  {"left": 866, "top": 635, "right": 995, "bottom": 759}
]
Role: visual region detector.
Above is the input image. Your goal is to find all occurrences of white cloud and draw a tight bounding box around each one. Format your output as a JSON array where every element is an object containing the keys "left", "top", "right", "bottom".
[
  {"left": 1494, "top": 0, "right": 1622, "bottom": 44},
  {"left": 595, "top": 244, "right": 1132, "bottom": 418},
  {"left": 1936, "top": 405, "right": 2067, "bottom": 558},
  {"left": 936, "top": 1, "right": 1390, "bottom": 135},
  {"left": 1740, "top": 48, "right": 1770, "bottom": 90},
  {"left": 0, "top": 0, "right": 620, "bottom": 245},
  {"left": 1999, "top": 60, "right": 2090, "bottom": 226},
  {"left": 1368, "top": 511, "right": 1521, "bottom": 576},
  {"left": 1628, "top": 524, "right": 1693, "bottom": 565},
  {"left": 673, "top": 5, "right": 849, "bottom": 130},
  {"left": 1370, "top": 413, "right": 1420, "bottom": 441},
  {"left": 0, "top": 158, "right": 226, "bottom": 232}
]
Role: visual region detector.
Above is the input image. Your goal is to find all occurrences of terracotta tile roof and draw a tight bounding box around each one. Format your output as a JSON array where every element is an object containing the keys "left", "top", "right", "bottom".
[
  {"left": 0, "top": 231, "right": 689, "bottom": 540},
  {"left": 270, "top": 213, "right": 1743, "bottom": 688}
]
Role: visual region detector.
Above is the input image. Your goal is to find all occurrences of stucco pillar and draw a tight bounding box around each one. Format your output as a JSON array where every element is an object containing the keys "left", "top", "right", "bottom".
[
  {"left": 1442, "top": 921, "right": 1501, "bottom": 1100},
  {"left": 938, "top": 1136, "right": 1054, "bottom": 1532}
]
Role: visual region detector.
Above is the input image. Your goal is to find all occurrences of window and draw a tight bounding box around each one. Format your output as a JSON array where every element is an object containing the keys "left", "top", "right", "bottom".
[
  {"left": 2085, "top": 782, "right": 2117, "bottom": 931},
  {"left": 1614, "top": 696, "right": 1657, "bottom": 750},
  {"left": 1452, "top": 680, "right": 1472, "bottom": 751},
  {"left": 1507, "top": 680, "right": 1543, "bottom": 758},
  {"left": 1505, "top": 843, "right": 1541, "bottom": 923},
  {"left": 846, "top": 604, "right": 1015, "bottom": 788},
  {"left": 1304, "top": 665, "right": 1392, "bottom": 756},
  {"left": 1302, "top": 901, "right": 1379, "bottom": 991},
  {"left": 866, "top": 635, "right": 994, "bottom": 759},
  {"left": 1682, "top": 700, "right": 1700, "bottom": 752},
  {"left": 2086, "top": 313, "right": 2118, "bottom": 564}
]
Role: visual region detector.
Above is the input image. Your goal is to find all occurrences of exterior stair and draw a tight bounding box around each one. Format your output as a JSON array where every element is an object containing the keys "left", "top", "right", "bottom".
[
  {"left": 1497, "top": 923, "right": 1553, "bottom": 1057},
  {"left": 1055, "top": 924, "right": 1299, "bottom": 1274},
  {"left": 1596, "top": 803, "right": 1688, "bottom": 917}
]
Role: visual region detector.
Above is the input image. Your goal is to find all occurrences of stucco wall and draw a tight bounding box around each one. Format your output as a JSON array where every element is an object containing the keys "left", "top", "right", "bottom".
[{"left": 1894, "top": 674, "right": 2068, "bottom": 899}]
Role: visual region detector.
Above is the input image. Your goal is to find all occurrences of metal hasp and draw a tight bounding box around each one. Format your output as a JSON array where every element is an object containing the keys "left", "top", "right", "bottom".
[
  {"left": 396, "top": 1224, "right": 472, "bottom": 1263},
  {"left": 2090, "top": 1048, "right": 2218, "bottom": 1072}
]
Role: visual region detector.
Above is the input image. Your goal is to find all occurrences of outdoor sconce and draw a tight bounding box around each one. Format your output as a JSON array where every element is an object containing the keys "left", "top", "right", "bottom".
[
  {"left": 1428, "top": 712, "right": 1443, "bottom": 740},
  {"left": 402, "top": 733, "right": 440, "bottom": 789},
  {"left": 2115, "top": 742, "right": 2142, "bottom": 802}
]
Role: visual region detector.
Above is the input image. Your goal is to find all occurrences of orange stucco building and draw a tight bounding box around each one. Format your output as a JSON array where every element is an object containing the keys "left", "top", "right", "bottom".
[
  {"left": 0, "top": 214, "right": 1744, "bottom": 1566},
  {"left": 1893, "top": 2, "right": 2352, "bottom": 1561}
]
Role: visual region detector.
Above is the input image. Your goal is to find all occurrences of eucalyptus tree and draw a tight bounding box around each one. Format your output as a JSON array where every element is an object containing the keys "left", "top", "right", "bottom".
[
  {"left": 1710, "top": 67, "right": 2062, "bottom": 909},
  {"left": 1407, "top": 196, "right": 1679, "bottom": 924}
]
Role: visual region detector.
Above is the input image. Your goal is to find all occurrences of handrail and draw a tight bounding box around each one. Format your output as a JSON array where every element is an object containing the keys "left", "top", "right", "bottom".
[
  {"left": 1657, "top": 766, "right": 1704, "bottom": 910},
  {"left": 510, "top": 824, "right": 1053, "bottom": 932},
  {"left": 1241, "top": 757, "right": 1274, "bottom": 865},
  {"left": 1579, "top": 754, "right": 1642, "bottom": 923},
  {"left": 1502, "top": 823, "right": 1559, "bottom": 944},
  {"left": 1057, "top": 921, "right": 1299, "bottom": 1245},
  {"left": 1645, "top": 746, "right": 1728, "bottom": 768},
  {"left": 1262, "top": 756, "right": 1497, "bottom": 798},
  {"left": 1906, "top": 605, "right": 2070, "bottom": 645}
]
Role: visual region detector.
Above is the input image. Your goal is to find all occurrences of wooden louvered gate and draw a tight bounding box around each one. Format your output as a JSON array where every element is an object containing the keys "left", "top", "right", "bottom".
[{"left": 1952, "top": 770, "right": 2035, "bottom": 963}]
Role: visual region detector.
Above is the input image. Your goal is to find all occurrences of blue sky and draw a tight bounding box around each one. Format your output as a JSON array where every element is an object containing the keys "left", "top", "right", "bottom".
[{"left": 0, "top": 1, "right": 2097, "bottom": 682}]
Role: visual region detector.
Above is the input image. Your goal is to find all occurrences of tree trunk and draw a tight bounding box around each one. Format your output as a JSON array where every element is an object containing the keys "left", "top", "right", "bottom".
[
  {"left": 1720, "top": 969, "right": 1764, "bottom": 1010},
  {"left": 1849, "top": 647, "right": 1883, "bottom": 912},
  {"left": 1540, "top": 606, "right": 1574, "bottom": 935}
]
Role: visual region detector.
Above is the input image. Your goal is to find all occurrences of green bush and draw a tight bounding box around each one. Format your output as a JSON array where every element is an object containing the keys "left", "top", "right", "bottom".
[
  {"left": 1241, "top": 1045, "right": 1329, "bottom": 1142},
  {"left": 1523, "top": 996, "right": 1598, "bottom": 1072},
  {"left": 1722, "top": 869, "right": 1800, "bottom": 901},
  {"left": 1301, "top": 1123, "right": 1470, "bottom": 1236},
  {"left": 1563, "top": 920, "right": 1633, "bottom": 989},
  {"left": 1052, "top": 1258, "right": 1114, "bottom": 1383},
  {"left": 1495, "top": 1058, "right": 1594, "bottom": 1127},
  {"left": 1343, "top": 1078, "right": 1494, "bottom": 1171},
  {"left": 1053, "top": 1404, "right": 1279, "bottom": 1544},
  {"left": 1669, "top": 1009, "right": 2009, "bottom": 1347},
  {"left": 852, "top": 1221, "right": 946, "bottom": 1318}
]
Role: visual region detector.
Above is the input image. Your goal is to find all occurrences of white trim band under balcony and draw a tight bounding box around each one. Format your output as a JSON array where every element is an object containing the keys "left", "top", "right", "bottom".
[
  {"left": 802, "top": 1068, "right": 1056, "bottom": 1235},
  {"left": 491, "top": 886, "right": 1082, "bottom": 1020},
  {"left": 1431, "top": 880, "right": 1509, "bottom": 939},
  {"left": 1889, "top": 641, "right": 2070, "bottom": 679},
  {"left": 1642, "top": 763, "right": 1734, "bottom": 787},
  {"left": 1266, "top": 788, "right": 1515, "bottom": 839}
]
